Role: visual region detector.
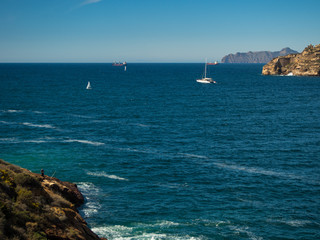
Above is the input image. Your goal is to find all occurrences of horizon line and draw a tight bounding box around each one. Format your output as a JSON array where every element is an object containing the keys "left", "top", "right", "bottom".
[{"left": 0, "top": 62, "right": 266, "bottom": 64}]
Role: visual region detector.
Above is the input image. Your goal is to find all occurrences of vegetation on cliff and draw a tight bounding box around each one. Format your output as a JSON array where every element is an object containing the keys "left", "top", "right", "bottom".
[
  {"left": 221, "top": 47, "right": 298, "bottom": 63},
  {"left": 0, "top": 159, "right": 105, "bottom": 240},
  {"left": 262, "top": 44, "right": 320, "bottom": 76}
]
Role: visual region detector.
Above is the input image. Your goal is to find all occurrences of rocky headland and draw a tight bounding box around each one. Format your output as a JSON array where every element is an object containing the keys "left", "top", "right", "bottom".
[
  {"left": 262, "top": 44, "right": 320, "bottom": 76},
  {"left": 221, "top": 47, "right": 298, "bottom": 63},
  {"left": 0, "top": 159, "right": 106, "bottom": 240}
]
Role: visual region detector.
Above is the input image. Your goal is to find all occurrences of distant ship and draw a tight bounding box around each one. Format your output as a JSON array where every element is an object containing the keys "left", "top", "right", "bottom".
[
  {"left": 207, "top": 61, "right": 219, "bottom": 65},
  {"left": 112, "top": 61, "right": 127, "bottom": 66}
]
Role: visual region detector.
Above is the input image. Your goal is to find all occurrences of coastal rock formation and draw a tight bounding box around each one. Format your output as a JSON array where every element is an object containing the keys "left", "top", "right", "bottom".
[
  {"left": 221, "top": 47, "right": 298, "bottom": 63},
  {"left": 262, "top": 44, "right": 320, "bottom": 76},
  {"left": 0, "top": 159, "right": 106, "bottom": 240}
]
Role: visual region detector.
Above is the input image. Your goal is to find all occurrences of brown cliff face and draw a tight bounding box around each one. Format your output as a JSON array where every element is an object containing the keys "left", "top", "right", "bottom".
[
  {"left": 262, "top": 44, "right": 320, "bottom": 76},
  {"left": 0, "top": 159, "right": 106, "bottom": 240}
]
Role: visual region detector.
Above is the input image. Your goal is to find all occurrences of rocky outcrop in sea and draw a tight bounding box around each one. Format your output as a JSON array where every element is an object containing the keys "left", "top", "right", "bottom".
[
  {"left": 221, "top": 47, "right": 298, "bottom": 63},
  {"left": 0, "top": 159, "right": 106, "bottom": 240},
  {"left": 262, "top": 44, "right": 320, "bottom": 76}
]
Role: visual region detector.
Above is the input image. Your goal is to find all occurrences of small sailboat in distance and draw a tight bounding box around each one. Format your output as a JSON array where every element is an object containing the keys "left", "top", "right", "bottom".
[
  {"left": 86, "top": 81, "right": 92, "bottom": 89},
  {"left": 196, "top": 59, "right": 216, "bottom": 84}
]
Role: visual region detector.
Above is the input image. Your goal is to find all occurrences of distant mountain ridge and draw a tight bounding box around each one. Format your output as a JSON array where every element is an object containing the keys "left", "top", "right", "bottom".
[{"left": 221, "top": 48, "right": 299, "bottom": 63}]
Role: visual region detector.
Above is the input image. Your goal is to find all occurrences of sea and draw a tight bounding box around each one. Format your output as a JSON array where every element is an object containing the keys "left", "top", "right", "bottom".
[{"left": 0, "top": 63, "right": 319, "bottom": 240}]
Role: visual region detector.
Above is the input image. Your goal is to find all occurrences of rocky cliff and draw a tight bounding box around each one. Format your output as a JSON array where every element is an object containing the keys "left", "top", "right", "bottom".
[
  {"left": 0, "top": 159, "right": 106, "bottom": 240},
  {"left": 221, "top": 47, "right": 298, "bottom": 63},
  {"left": 262, "top": 44, "right": 320, "bottom": 76}
]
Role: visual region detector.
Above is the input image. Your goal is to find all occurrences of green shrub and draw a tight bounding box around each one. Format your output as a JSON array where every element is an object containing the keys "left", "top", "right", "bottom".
[
  {"left": 51, "top": 193, "right": 71, "bottom": 208},
  {"left": 16, "top": 188, "right": 33, "bottom": 206},
  {"left": 11, "top": 225, "right": 26, "bottom": 239},
  {"left": 0, "top": 170, "right": 15, "bottom": 187},
  {"left": 0, "top": 210, "right": 5, "bottom": 239},
  {"left": 31, "top": 232, "right": 47, "bottom": 240},
  {"left": 14, "top": 173, "right": 41, "bottom": 188},
  {"left": 304, "top": 44, "right": 314, "bottom": 52}
]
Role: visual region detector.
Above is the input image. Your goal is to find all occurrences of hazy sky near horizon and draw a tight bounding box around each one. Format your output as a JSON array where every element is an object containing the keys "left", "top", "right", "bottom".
[{"left": 0, "top": 0, "right": 319, "bottom": 63}]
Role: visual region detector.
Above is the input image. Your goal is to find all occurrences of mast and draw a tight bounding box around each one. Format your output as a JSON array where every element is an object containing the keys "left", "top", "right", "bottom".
[{"left": 204, "top": 58, "right": 207, "bottom": 78}]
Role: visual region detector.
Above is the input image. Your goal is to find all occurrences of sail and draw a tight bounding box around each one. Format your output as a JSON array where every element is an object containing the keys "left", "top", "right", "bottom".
[{"left": 86, "top": 81, "right": 92, "bottom": 89}]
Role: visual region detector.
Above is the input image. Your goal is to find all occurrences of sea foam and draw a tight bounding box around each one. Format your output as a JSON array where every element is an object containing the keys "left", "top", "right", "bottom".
[
  {"left": 229, "top": 225, "right": 262, "bottom": 240},
  {"left": 87, "top": 171, "right": 129, "bottom": 181},
  {"left": 213, "top": 162, "right": 312, "bottom": 183},
  {"left": 0, "top": 120, "right": 14, "bottom": 125},
  {"left": 1, "top": 120, "right": 56, "bottom": 129},
  {"left": 0, "top": 109, "right": 23, "bottom": 113},
  {"left": 76, "top": 182, "right": 101, "bottom": 218},
  {"left": 22, "top": 122, "right": 56, "bottom": 129},
  {"left": 91, "top": 221, "right": 204, "bottom": 240},
  {"left": 267, "top": 218, "right": 312, "bottom": 227},
  {"left": 63, "top": 139, "right": 105, "bottom": 146},
  {"left": 179, "top": 153, "right": 208, "bottom": 159}
]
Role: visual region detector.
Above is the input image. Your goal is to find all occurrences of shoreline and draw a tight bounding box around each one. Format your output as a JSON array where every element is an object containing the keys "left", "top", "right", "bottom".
[{"left": 0, "top": 159, "right": 107, "bottom": 240}]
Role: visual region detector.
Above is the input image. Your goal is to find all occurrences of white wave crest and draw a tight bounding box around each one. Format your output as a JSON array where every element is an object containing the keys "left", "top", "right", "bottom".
[
  {"left": 87, "top": 171, "right": 128, "bottom": 181},
  {"left": 229, "top": 226, "right": 262, "bottom": 240},
  {"left": 91, "top": 221, "right": 204, "bottom": 240},
  {"left": 0, "top": 121, "right": 58, "bottom": 130},
  {"left": 214, "top": 162, "right": 283, "bottom": 177},
  {"left": 215, "top": 162, "right": 320, "bottom": 185},
  {"left": 22, "top": 122, "right": 56, "bottom": 129},
  {"left": 268, "top": 218, "right": 312, "bottom": 227},
  {"left": 77, "top": 182, "right": 100, "bottom": 195},
  {"left": 130, "top": 123, "right": 152, "bottom": 128},
  {"left": 76, "top": 182, "right": 101, "bottom": 218},
  {"left": 32, "top": 110, "right": 45, "bottom": 114},
  {"left": 3, "top": 109, "right": 23, "bottom": 113},
  {"left": 115, "top": 147, "right": 158, "bottom": 155},
  {"left": 0, "top": 120, "right": 13, "bottom": 124},
  {"left": 0, "top": 137, "right": 18, "bottom": 142},
  {"left": 214, "top": 162, "right": 307, "bottom": 181},
  {"left": 285, "top": 220, "right": 311, "bottom": 227},
  {"left": 64, "top": 139, "right": 105, "bottom": 146},
  {"left": 69, "top": 114, "right": 94, "bottom": 119},
  {"left": 25, "top": 139, "right": 47, "bottom": 143},
  {"left": 179, "top": 153, "right": 208, "bottom": 159},
  {"left": 0, "top": 137, "right": 55, "bottom": 144}
]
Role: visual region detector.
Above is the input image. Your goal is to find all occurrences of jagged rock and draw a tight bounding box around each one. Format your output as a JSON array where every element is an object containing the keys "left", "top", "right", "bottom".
[
  {"left": 262, "top": 44, "right": 320, "bottom": 76},
  {"left": 221, "top": 47, "right": 298, "bottom": 63},
  {"left": 0, "top": 159, "right": 107, "bottom": 240}
]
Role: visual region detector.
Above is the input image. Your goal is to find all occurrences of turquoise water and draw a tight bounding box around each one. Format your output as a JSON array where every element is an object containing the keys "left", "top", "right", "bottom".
[{"left": 0, "top": 63, "right": 319, "bottom": 239}]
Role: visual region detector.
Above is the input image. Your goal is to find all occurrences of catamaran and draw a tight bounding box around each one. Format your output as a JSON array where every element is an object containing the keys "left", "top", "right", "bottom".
[{"left": 196, "top": 59, "right": 216, "bottom": 84}]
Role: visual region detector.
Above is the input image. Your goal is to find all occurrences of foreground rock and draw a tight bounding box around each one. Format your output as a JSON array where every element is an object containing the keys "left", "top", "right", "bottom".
[
  {"left": 0, "top": 159, "right": 106, "bottom": 240},
  {"left": 221, "top": 47, "right": 298, "bottom": 63},
  {"left": 262, "top": 44, "right": 320, "bottom": 76}
]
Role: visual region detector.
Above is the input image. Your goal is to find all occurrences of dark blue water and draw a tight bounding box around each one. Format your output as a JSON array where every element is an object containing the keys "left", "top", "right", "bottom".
[{"left": 1, "top": 63, "right": 319, "bottom": 239}]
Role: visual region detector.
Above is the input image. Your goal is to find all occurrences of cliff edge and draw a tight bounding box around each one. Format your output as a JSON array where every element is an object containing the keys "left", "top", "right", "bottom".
[
  {"left": 0, "top": 159, "right": 106, "bottom": 240},
  {"left": 221, "top": 47, "right": 298, "bottom": 63},
  {"left": 262, "top": 44, "right": 320, "bottom": 76}
]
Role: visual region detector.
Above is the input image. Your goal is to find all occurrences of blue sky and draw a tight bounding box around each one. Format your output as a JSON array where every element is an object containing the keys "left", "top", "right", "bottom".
[{"left": 0, "top": 0, "right": 319, "bottom": 62}]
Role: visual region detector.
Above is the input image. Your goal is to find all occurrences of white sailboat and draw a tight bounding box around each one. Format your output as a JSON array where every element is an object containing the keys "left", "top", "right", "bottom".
[
  {"left": 86, "top": 81, "right": 92, "bottom": 89},
  {"left": 196, "top": 59, "right": 216, "bottom": 84}
]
